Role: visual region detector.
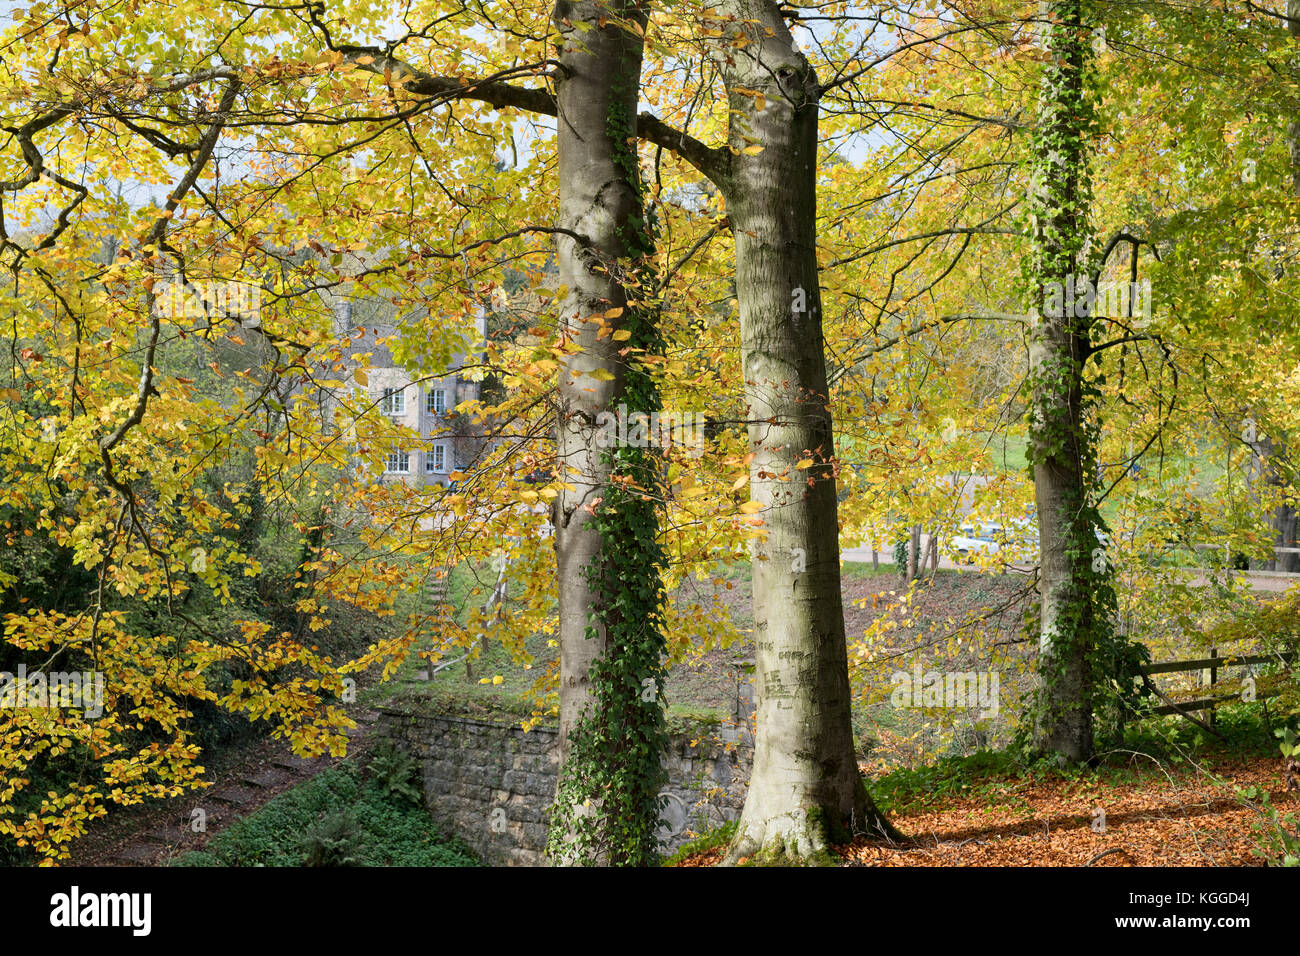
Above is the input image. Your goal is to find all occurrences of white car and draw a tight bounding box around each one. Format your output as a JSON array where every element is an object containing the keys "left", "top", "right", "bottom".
[
  {"left": 949, "top": 522, "right": 1039, "bottom": 564},
  {"left": 950, "top": 518, "right": 1108, "bottom": 566}
]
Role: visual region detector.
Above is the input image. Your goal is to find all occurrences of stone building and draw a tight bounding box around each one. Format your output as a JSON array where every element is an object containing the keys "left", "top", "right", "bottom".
[{"left": 334, "top": 296, "right": 488, "bottom": 488}]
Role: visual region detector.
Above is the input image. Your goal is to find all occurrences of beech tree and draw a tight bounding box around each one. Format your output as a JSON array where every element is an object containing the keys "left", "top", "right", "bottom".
[
  {"left": 542, "top": 0, "right": 672, "bottom": 865},
  {"left": 1250, "top": 0, "right": 1300, "bottom": 574},
  {"left": 1023, "top": 0, "right": 1111, "bottom": 762},
  {"left": 701, "top": 0, "right": 898, "bottom": 860}
]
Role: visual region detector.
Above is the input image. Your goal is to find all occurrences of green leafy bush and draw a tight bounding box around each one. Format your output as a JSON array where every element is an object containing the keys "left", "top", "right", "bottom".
[
  {"left": 171, "top": 762, "right": 476, "bottom": 867},
  {"left": 366, "top": 741, "right": 423, "bottom": 805},
  {"left": 301, "top": 809, "right": 365, "bottom": 867}
]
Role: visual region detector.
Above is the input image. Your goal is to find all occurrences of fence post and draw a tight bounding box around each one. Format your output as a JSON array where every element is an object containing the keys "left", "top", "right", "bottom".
[{"left": 1209, "top": 646, "right": 1218, "bottom": 728}]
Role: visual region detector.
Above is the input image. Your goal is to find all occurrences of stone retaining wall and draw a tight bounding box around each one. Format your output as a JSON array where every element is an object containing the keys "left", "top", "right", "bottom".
[{"left": 376, "top": 705, "right": 753, "bottom": 866}]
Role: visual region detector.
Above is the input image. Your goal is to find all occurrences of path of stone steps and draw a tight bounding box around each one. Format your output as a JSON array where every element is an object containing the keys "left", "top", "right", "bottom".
[{"left": 102, "top": 710, "right": 380, "bottom": 866}]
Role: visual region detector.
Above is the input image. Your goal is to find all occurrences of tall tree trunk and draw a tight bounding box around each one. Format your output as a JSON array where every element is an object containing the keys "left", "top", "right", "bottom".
[
  {"left": 710, "top": 0, "right": 896, "bottom": 863},
  {"left": 1028, "top": 0, "right": 1102, "bottom": 764},
  {"left": 1254, "top": 0, "right": 1300, "bottom": 574},
  {"left": 550, "top": 0, "right": 667, "bottom": 864},
  {"left": 552, "top": 0, "right": 646, "bottom": 757}
]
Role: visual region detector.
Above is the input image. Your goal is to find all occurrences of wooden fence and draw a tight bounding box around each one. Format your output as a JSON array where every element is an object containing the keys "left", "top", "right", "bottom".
[{"left": 1140, "top": 650, "right": 1295, "bottom": 725}]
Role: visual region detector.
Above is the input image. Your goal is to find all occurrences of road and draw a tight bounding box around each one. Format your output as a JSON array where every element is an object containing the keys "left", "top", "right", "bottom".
[{"left": 840, "top": 535, "right": 1298, "bottom": 593}]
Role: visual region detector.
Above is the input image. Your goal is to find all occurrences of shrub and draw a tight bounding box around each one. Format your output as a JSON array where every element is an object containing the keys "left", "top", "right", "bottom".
[
  {"left": 366, "top": 741, "right": 423, "bottom": 806},
  {"left": 301, "top": 809, "right": 365, "bottom": 867},
  {"left": 171, "top": 761, "right": 476, "bottom": 867}
]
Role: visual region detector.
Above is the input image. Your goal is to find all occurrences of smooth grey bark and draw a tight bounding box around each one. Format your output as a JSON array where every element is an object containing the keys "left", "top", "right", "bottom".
[
  {"left": 1252, "top": 0, "right": 1300, "bottom": 574},
  {"left": 709, "top": 0, "right": 897, "bottom": 862},
  {"left": 1028, "top": 0, "right": 1098, "bottom": 764},
  {"left": 551, "top": 0, "right": 650, "bottom": 763}
]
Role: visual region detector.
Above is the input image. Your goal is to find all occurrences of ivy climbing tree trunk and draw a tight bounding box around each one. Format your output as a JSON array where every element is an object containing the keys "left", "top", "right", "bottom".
[
  {"left": 707, "top": 0, "right": 897, "bottom": 863},
  {"left": 1027, "top": 0, "right": 1112, "bottom": 764},
  {"left": 1253, "top": 0, "right": 1300, "bottom": 575},
  {"left": 548, "top": 0, "right": 669, "bottom": 865}
]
